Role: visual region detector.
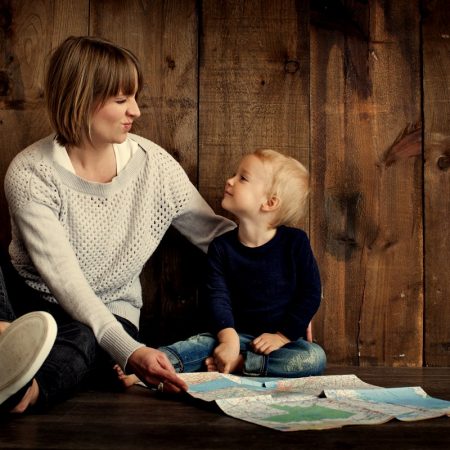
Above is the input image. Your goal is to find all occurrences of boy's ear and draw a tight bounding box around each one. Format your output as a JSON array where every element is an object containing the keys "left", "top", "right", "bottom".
[{"left": 261, "top": 195, "right": 280, "bottom": 212}]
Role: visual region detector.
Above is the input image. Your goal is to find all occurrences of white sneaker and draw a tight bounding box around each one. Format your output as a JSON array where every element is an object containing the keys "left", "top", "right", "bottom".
[{"left": 0, "top": 311, "right": 57, "bottom": 406}]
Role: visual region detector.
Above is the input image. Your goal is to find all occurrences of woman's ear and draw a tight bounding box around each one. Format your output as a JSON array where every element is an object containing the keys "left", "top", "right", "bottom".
[{"left": 261, "top": 195, "right": 280, "bottom": 212}]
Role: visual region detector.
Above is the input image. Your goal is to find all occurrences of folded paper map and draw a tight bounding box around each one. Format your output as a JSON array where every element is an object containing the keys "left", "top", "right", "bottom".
[{"left": 170, "top": 372, "right": 450, "bottom": 431}]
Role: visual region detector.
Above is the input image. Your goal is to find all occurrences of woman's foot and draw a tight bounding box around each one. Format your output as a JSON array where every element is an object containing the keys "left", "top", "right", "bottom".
[
  {"left": 0, "top": 321, "right": 11, "bottom": 334},
  {"left": 9, "top": 379, "right": 40, "bottom": 413},
  {"left": 0, "top": 312, "right": 57, "bottom": 413}
]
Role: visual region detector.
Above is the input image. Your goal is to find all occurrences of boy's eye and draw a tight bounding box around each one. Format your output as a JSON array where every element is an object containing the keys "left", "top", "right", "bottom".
[{"left": 239, "top": 175, "right": 248, "bottom": 182}]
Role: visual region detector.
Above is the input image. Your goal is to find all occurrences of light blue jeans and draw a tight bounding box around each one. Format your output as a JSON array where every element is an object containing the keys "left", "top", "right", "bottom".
[{"left": 159, "top": 332, "right": 326, "bottom": 378}]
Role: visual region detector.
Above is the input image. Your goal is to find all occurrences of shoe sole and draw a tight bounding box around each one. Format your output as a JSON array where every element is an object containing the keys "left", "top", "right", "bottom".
[{"left": 0, "top": 311, "right": 57, "bottom": 404}]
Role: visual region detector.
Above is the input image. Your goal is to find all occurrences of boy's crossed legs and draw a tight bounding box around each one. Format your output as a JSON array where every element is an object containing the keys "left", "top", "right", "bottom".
[{"left": 116, "top": 332, "right": 326, "bottom": 387}]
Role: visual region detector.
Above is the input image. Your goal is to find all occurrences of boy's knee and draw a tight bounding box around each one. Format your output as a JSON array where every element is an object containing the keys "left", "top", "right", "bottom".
[
  {"left": 310, "top": 343, "right": 327, "bottom": 374},
  {"left": 282, "top": 341, "right": 326, "bottom": 376}
]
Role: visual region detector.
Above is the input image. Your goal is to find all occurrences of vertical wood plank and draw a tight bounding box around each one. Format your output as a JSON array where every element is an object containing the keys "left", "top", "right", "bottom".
[
  {"left": 0, "top": 0, "right": 89, "bottom": 249},
  {"left": 199, "top": 0, "right": 310, "bottom": 230},
  {"left": 311, "top": 0, "right": 423, "bottom": 366},
  {"left": 90, "top": 0, "right": 199, "bottom": 346},
  {"left": 423, "top": 0, "right": 450, "bottom": 366}
]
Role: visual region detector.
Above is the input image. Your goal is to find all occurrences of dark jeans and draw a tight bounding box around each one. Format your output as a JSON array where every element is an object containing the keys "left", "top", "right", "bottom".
[{"left": 0, "top": 262, "right": 139, "bottom": 410}]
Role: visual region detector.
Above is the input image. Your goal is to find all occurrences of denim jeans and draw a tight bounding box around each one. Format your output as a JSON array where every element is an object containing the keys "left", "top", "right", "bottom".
[
  {"left": 160, "top": 332, "right": 326, "bottom": 378},
  {"left": 0, "top": 263, "right": 139, "bottom": 410}
]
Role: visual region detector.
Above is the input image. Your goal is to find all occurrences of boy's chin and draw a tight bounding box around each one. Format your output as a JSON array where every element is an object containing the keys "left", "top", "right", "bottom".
[{"left": 221, "top": 199, "right": 232, "bottom": 213}]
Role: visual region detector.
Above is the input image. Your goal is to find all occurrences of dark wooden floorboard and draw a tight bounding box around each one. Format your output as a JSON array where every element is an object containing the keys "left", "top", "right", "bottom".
[{"left": 0, "top": 367, "right": 449, "bottom": 449}]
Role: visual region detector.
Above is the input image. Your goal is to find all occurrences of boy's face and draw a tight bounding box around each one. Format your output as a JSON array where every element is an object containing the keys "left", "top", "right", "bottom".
[{"left": 222, "top": 155, "right": 271, "bottom": 220}]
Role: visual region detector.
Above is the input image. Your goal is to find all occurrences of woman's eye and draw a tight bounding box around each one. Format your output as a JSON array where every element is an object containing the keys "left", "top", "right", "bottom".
[{"left": 116, "top": 99, "right": 127, "bottom": 104}]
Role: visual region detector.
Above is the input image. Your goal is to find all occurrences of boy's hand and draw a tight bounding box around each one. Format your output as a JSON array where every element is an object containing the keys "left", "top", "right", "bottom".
[
  {"left": 206, "top": 328, "right": 241, "bottom": 373},
  {"left": 251, "top": 332, "right": 290, "bottom": 355},
  {"left": 212, "top": 341, "right": 241, "bottom": 373}
]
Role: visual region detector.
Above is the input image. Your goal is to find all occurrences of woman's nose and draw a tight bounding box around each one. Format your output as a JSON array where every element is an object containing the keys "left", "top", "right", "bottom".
[{"left": 127, "top": 98, "right": 141, "bottom": 118}]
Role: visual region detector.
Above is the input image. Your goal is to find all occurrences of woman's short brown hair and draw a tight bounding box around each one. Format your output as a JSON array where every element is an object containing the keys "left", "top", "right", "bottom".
[{"left": 45, "top": 36, "right": 143, "bottom": 147}]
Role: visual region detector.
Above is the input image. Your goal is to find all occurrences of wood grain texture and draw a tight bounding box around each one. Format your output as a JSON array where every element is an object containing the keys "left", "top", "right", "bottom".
[
  {"left": 423, "top": 0, "right": 450, "bottom": 366},
  {"left": 0, "top": 0, "right": 88, "bottom": 247},
  {"left": 199, "top": 0, "right": 310, "bottom": 226},
  {"left": 0, "top": 1, "right": 447, "bottom": 366},
  {"left": 310, "top": 0, "right": 423, "bottom": 366}
]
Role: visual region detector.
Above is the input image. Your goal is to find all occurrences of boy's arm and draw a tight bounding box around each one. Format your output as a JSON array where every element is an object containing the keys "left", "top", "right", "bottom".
[
  {"left": 279, "top": 234, "right": 322, "bottom": 341},
  {"left": 204, "top": 238, "right": 243, "bottom": 373},
  {"left": 212, "top": 328, "right": 241, "bottom": 373},
  {"left": 205, "top": 239, "right": 236, "bottom": 333}
]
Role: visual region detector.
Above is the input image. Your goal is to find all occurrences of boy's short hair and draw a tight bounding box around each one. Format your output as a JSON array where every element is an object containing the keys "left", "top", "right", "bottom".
[
  {"left": 253, "top": 149, "right": 310, "bottom": 227},
  {"left": 45, "top": 36, "right": 143, "bottom": 147}
]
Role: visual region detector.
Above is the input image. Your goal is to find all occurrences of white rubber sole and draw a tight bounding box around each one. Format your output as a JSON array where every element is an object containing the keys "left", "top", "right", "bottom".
[{"left": 0, "top": 311, "right": 57, "bottom": 404}]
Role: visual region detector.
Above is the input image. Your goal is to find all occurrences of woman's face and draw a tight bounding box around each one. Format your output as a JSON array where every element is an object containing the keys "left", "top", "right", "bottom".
[{"left": 88, "top": 91, "right": 141, "bottom": 147}]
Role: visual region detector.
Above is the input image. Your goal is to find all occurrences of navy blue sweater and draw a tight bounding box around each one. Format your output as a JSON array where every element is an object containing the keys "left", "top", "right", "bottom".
[{"left": 205, "top": 226, "right": 321, "bottom": 341}]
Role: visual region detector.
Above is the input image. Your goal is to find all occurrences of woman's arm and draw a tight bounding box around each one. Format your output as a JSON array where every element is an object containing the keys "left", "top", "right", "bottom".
[
  {"left": 171, "top": 186, "right": 236, "bottom": 253},
  {"left": 12, "top": 201, "right": 143, "bottom": 369}
]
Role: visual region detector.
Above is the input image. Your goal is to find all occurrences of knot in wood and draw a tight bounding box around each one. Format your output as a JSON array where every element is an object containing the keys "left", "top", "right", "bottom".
[
  {"left": 284, "top": 60, "right": 299, "bottom": 73},
  {"left": 437, "top": 155, "right": 450, "bottom": 171},
  {"left": 166, "top": 57, "right": 176, "bottom": 70}
]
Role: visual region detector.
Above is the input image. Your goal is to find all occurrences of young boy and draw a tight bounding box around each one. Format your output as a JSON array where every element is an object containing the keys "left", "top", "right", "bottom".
[{"left": 117, "top": 150, "right": 325, "bottom": 386}]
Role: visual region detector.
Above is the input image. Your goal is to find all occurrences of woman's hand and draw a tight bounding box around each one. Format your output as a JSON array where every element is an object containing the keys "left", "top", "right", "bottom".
[
  {"left": 251, "top": 332, "right": 290, "bottom": 355},
  {"left": 126, "top": 346, "right": 188, "bottom": 393}
]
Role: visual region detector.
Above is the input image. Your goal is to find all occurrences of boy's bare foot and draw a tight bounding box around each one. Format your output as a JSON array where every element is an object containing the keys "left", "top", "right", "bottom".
[
  {"left": 204, "top": 354, "right": 244, "bottom": 374},
  {"left": 113, "top": 364, "right": 140, "bottom": 388},
  {"left": 205, "top": 357, "right": 218, "bottom": 372}
]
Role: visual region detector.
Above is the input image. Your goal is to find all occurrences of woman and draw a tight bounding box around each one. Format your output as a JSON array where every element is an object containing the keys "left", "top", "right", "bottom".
[{"left": 0, "top": 36, "right": 234, "bottom": 413}]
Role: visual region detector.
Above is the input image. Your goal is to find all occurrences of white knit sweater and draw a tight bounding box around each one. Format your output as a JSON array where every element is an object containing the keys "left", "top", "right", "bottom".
[{"left": 4, "top": 133, "right": 235, "bottom": 369}]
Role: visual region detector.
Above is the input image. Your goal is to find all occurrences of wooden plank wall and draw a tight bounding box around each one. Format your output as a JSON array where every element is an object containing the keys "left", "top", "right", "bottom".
[
  {"left": 423, "top": 0, "right": 450, "bottom": 366},
  {"left": 0, "top": 0, "right": 448, "bottom": 367},
  {"left": 311, "top": 1, "right": 423, "bottom": 367}
]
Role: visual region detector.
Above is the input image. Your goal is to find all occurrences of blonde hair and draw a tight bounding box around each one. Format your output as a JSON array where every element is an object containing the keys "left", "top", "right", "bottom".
[
  {"left": 253, "top": 149, "right": 310, "bottom": 227},
  {"left": 45, "top": 36, "right": 143, "bottom": 147}
]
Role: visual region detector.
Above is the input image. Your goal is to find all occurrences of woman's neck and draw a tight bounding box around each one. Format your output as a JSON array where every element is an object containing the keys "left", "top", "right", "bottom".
[{"left": 66, "top": 142, "right": 117, "bottom": 183}]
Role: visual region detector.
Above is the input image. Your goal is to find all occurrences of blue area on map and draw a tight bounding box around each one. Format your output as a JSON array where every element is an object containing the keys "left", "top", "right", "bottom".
[
  {"left": 356, "top": 388, "right": 450, "bottom": 410},
  {"left": 189, "top": 377, "right": 275, "bottom": 393},
  {"left": 190, "top": 378, "right": 254, "bottom": 392}
]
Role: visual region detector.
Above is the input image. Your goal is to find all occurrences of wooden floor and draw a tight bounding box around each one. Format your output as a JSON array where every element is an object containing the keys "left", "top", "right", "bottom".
[{"left": 0, "top": 367, "right": 449, "bottom": 449}]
